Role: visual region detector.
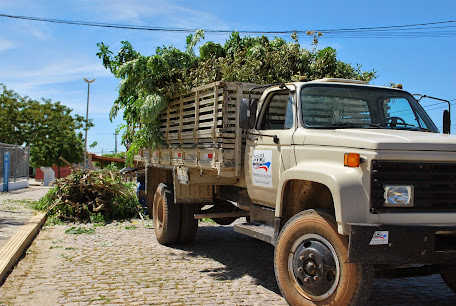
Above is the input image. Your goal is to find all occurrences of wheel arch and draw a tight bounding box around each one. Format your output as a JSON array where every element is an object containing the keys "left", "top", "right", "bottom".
[
  {"left": 276, "top": 162, "right": 368, "bottom": 235},
  {"left": 279, "top": 179, "right": 334, "bottom": 229}
]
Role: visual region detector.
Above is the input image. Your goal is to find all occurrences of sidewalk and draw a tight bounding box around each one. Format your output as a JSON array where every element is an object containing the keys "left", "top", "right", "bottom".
[
  {"left": 0, "top": 180, "right": 50, "bottom": 284},
  {"left": 0, "top": 180, "right": 50, "bottom": 249}
]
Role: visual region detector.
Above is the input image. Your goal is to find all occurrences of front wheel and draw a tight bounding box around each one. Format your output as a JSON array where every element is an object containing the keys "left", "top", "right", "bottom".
[
  {"left": 441, "top": 265, "right": 456, "bottom": 294},
  {"left": 274, "top": 209, "right": 373, "bottom": 305}
]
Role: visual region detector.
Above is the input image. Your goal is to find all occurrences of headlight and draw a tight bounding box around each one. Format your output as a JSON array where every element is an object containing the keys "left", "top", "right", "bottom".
[{"left": 383, "top": 185, "right": 414, "bottom": 207}]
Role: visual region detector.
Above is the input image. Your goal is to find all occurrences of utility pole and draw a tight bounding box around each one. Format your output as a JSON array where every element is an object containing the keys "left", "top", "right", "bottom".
[
  {"left": 83, "top": 78, "right": 95, "bottom": 170},
  {"left": 113, "top": 131, "right": 118, "bottom": 154}
]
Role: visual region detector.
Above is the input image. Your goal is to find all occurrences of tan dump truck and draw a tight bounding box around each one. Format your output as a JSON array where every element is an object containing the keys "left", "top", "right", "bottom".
[{"left": 135, "top": 79, "right": 456, "bottom": 305}]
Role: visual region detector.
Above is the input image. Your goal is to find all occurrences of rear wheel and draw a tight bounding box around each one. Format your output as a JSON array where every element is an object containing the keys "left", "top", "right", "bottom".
[
  {"left": 177, "top": 205, "right": 199, "bottom": 244},
  {"left": 153, "top": 183, "right": 180, "bottom": 245},
  {"left": 441, "top": 265, "right": 456, "bottom": 294},
  {"left": 274, "top": 209, "right": 373, "bottom": 305}
]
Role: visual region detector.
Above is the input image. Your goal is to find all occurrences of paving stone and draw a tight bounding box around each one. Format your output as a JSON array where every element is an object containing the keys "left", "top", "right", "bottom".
[{"left": 0, "top": 220, "right": 455, "bottom": 305}]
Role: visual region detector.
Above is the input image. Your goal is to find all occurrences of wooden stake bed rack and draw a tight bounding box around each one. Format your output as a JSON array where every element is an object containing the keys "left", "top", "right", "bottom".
[{"left": 134, "top": 81, "right": 263, "bottom": 178}]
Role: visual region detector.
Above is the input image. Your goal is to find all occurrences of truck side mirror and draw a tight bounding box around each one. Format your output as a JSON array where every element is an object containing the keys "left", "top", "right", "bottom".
[
  {"left": 443, "top": 110, "right": 451, "bottom": 134},
  {"left": 239, "top": 98, "right": 258, "bottom": 129}
]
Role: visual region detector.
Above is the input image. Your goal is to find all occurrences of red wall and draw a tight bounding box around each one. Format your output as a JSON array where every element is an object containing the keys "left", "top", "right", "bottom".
[{"left": 35, "top": 166, "right": 72, "bottom": 180}]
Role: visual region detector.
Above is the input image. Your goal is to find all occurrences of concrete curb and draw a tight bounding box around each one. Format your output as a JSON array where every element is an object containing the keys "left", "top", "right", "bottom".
[{"left": 0, "top": 212, "right": 47, "bottom": 284}]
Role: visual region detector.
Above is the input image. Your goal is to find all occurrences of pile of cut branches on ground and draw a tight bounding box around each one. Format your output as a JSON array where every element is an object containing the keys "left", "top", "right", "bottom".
[{"left": 34, "top": 169, "right": 141, "bottom": 224}]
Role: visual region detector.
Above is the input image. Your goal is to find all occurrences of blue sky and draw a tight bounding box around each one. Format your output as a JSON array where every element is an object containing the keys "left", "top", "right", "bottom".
[{"left": 1, "top": 0, "right": 455, "bottom": 154}]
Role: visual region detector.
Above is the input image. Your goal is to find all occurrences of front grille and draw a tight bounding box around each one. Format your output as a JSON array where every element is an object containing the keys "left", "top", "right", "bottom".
[{"left": 371, "top": 160, "right": 456, "bottom": 213}]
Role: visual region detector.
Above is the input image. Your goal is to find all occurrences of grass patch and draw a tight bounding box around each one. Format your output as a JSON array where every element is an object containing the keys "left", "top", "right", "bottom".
[
  {"left": 200, "top": 218, "right": 216, "bottom": 224},
  {"left": 88, "top": 295, "right": 111, "bottom": 303},
  {"left": 65, "top": 227, "right": 95, "bottom": 235},
  {"left": 143, "top": 222, "right": 153, "bottom": 228},
  {"left": 44, "top": 215, "right": 64, "bottom": 226}
]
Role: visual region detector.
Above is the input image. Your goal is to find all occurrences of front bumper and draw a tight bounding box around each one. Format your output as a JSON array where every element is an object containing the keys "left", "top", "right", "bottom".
[{"left": 347, "top": 224, "right": 456, "bottom": 265}]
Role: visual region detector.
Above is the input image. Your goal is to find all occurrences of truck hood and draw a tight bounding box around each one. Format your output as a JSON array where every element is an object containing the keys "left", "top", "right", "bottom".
[{"left": 302, "top": 129, "right": 456, "bottom": 151}]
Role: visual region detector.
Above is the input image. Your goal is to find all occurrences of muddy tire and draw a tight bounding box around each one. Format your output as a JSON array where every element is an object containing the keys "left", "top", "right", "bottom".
[
  {"left": 177, "top": 205, "right": 199, "bottom": 244},
  {"left": 274, "top": 209, "right": 373, "bottom": 305},
  {"left": 153, "top": 183, "right": 180, "bottom": 245},
  {"left": 441, "top": 265, "right": 456, "bottom": 294}
]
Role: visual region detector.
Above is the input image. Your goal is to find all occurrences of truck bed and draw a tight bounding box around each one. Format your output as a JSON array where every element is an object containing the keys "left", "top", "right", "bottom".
[{"left": 135, "top": 81, "right": 262, "bottom": 178}]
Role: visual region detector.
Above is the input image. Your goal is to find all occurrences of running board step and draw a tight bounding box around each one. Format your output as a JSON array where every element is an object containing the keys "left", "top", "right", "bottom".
[{"left": 233, "top": 222, "right": 275, "bottom": 245}]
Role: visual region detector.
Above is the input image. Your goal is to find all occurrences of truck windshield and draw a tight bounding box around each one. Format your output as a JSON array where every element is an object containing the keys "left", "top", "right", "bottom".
[{"left": 300, "top": 85, "right": 438, "bottom": 132}]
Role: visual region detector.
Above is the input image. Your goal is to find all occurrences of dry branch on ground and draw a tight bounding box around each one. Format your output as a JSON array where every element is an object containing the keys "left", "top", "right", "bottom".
[{"left": 35, "top": 169, "right": 140, "bottom": 223}]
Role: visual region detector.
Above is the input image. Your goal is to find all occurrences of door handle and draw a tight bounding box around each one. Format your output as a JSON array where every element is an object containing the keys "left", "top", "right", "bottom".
[{"left": 248, "top": 132, "right": 279, "bottom": 144}]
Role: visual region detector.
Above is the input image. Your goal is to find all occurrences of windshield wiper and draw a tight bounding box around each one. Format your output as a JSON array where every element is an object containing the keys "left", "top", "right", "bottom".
[
  {"left": 367, "top": 123, "right": 388, "bottom": 128},
  {"left": 368, "top": 123, "right": 432, "bottom": 132},
  {"left": 403, "top": 126, "right": 433, "bottom": 132},
  {"left": 320, "top": 122, "right": 366, "bottom": 128}
]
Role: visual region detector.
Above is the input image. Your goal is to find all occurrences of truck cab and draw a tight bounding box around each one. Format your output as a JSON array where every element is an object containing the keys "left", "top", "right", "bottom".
[{"left": 243, "top": 78, "right": 454, "bottom": 233}]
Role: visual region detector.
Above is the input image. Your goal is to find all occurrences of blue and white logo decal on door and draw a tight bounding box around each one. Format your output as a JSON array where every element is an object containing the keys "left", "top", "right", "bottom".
[{"left": 252, "top": 150, "right": 272, "bottom": 188}]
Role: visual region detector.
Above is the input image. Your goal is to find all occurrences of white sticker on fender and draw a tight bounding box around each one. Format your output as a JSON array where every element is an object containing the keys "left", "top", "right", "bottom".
[
  {"left": 369, "top": 231, "right": 389, "bottom": 245},
  {"left": 252, "top": 150, "right": 273, "bottom": 188}
]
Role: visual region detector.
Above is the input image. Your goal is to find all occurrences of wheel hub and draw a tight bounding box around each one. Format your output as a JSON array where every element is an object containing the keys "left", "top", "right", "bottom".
[
  {"left": 289, "top": 235, "right": 340, "bottom": 300},
  {"left": 304, "top": 260, "right": 317, "bottom": 276}
]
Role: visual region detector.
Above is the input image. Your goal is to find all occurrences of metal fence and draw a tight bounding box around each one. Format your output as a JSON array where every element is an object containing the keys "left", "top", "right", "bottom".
[{"left": 0, "top": 142, "right": 30, "bottom": 184}]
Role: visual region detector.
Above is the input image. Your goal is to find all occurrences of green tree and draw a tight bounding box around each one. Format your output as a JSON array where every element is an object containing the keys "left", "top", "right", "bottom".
[
  {"left": 0, "top": 84, "right": 28, "bottom": 144},
  {"left": 0, "top": 84, "right": 90, "bottom": 178}
]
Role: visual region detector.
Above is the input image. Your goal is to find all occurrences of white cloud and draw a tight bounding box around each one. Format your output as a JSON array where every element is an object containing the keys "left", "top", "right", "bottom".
[
  {"left": 83, "top": 0, "right": 227, "bottom": 30},
  {"left": 3, "top": 61, "right": 111, "bottom": 90},
  {"left": 25, "top": 24, "right": 51, "bottom": 40},
  {"left": 0, "top": 36, "right": 16, "bottom": 51}
]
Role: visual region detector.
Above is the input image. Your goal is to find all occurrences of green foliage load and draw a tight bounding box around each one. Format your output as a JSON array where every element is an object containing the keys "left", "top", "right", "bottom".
[
  {"left": 34, "top": 168, "right": 140, "bottom": 224},
  {"left": 97, "top": 31, "right": 377, "bottom": 160}
]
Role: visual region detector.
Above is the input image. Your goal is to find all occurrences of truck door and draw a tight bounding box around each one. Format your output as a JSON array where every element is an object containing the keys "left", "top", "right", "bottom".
[{"left": 245, "top": 88, "right": 296, "bottom": 208}]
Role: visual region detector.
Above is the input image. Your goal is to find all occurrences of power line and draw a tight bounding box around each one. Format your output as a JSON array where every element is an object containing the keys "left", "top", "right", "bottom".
[
  {"left": 314, "top": 20, "right": 456, "bottom": 32},
  {"left": 424, "top": 105, "right": 450, "bottom": 112},
  {"left": 1, "top": 13, "right": 456, "bottom": 38},
  {"left": 422, "top": 101, "right": 456, "bottom": 111},
  {"left": 422, "top": 101, "right": 448, "bottom": 108}
]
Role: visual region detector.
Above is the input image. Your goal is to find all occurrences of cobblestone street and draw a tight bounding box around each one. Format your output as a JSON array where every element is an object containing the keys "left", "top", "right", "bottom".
[{"left": 0, "top": 220, "right": 455, "bottom": 305}]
